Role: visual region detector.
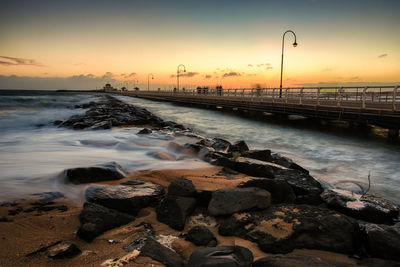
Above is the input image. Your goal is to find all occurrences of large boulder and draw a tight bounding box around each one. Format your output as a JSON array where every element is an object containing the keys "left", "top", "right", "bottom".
[
  {"left": 274, "top": 169, "right": 323, "bottom": 205},
  {"left": 219, "top": 204, "right": 360, "bottom": 254},
  {"left": 210, "top": 138, "right": 231, "bottom": 152},
  {"left": 63, "top": 162, "right": 127, "bottom": 184},
  {"left": 238, "top": 178, "right": 295, "bottom": 204},
  {"left": 252, "top": 254, "right": 354, "bottom": 267},
  {"left": 139, "top": 237, "right": 185, "bottom": 267},
  {"left": 156, "top": 195, "right": 197, "bottom": 230},
  {"left": 228, "top": 140, "right": 249, "bottom": 153},
  {"left": 270, "top": 153, "right": 309, "bottom": 174},
  {"left": 85, "top": 181, "right": 164, "bottom": 215},
  {"left": 187, "top": 246, "right": 253, "bottom": 267},
  {"left": 363, "top": 223, "right": 400, "bottom": 260},
  {"left": 186, "top": 226, "right": 217, "bottom": 246},
  {"left": 77, "top": 202, "right": 135, "bottom": 241},
  {"left": 241, "top": 149, "right": 272, "bottom": 162},
  {"left": 168, "top": 178, "right": 196, "bottom": 197},
  {"left": 208, "top": 187, "right": 271, "bottom": 216},
  {"left": 321, "top": 189, "right": 399, "bottom": 224}
]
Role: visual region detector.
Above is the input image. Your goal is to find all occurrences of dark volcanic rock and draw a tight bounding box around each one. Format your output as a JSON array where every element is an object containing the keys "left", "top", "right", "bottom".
[
  {"left": 270, "top": 153, "right": 309, "bottom": 174},
  {"left": 321, "top": 189, "right": 399, "bottom": 224},
  {"left": 363, "top": 222, "right": 400, "bottom": 260},
  {"left": 228, "top": 140, "right": 249, "bottom": 153},
  {"left": 241, "top": 149, "right": 272, "bottom": 162},
  {"left": 252, "top": 254, "right": 354, "bottom": 267},
  {"left": 274, "top": 169, "right": 323, "bottom": 205},
  {"left": 130, "top": 237, "right": 185, "bottom": 267},
  {"left": 187, "top": 246, "right": 253, "bottom": 267},
  {"left": 238, "top": 178, "right": 295, "bottom": 204},
  {"left": 85, "top": 181, "right": 164, "bottom": 215},
  {"left": 211, "top": 138, "right": 231, "bottom": 152},
  {"left": 137, "top": 128, "right": 152, "bottom": 134},
  {"left": 168, "top": 178, "right": 196, "bottom": 197},
  {"left": 156, "top": 195, "right": 196, "bottom": 230},
  {"left": 219, "top": 204, "right": 360, "bottom": 254},
  {"left": 77, "top": 202, "right": 135, "bottom": 241},
  {"left": 64, "top": 161, "right": 127, "bottom": 184},
  {"left": 47, "top": 241, "right": 81, "bottom": 259},
  {"left": 186, "top": 226, "right": 217, "bottom": 246},
  {"left": 208, "top": 187, "right": 271, "bottom": 216}
]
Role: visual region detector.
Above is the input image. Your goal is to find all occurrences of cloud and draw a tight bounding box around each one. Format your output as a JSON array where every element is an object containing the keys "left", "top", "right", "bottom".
[
  {"left": 170, "top": 72, "right": 199, "bottom": 78},
  {"left": 266, "top": 67, "right": 273, "bottom": 70},
  {"left": 322, "top": 68, "right": 333, "bottom": 72},
  {"left": 266, "top": 63, "right": 271, "bottom": 66},
  {"left": 378, "top": 54, "right": 388, "bottom": 58},
  {"left": 248, "top": 64, "right": 253, "bottom": 67},
  {"left": 247, "top": 74, "right": 257, "bottom": 77},
  {"left": 102, "top": 72, "right": 115, "bottom": 80},
  {"left": 222, "top": 71, "right": 241, "bottom": 78},
  {"left": 120, "top": 72, "right": 137, "bottom": 79},
  {"left": 205, "top": 74, "right": 212, "bottom": 79},
  {"left": 0, "top": 56, "right": 46, "bottom": 67},
  {"left": 350, "top": 76, "right": 359, "bottom": 80},
  {"left": 257, "top": 64, "right": 264, "bottom": 67}
]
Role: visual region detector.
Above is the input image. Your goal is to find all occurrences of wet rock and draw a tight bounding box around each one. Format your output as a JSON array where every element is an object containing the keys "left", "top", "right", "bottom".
[
  {"left": 274, "top": 169, "right": 323, "bottom": 205},
  {"left": 128, "top": 237, "right": 184, "bottom": 267},
  {"left": 358, "top": 258, "right": 400, "bottom": 267},
  {"left": 219, "top": 204, "right": 360, "bottom": 254},
  {"left": 8, "top": 207, "right": 22, "bottom": 216},
  {"left": 210, "top": 138, "right": 231, "bottom": 152},
  {"left": 31, "top": 192, "right": 64, "bottom": 204},
  {"left": 168, "top": 178, "right": 196, "bottom": 197},
  {"left": 252, "top": 254, "right": 354, "bottom": 267},
  {"left": 238, "top": 178, "right": 295, "bottom": 204},
  {"left": 228, "top": 140, "right": 249, "bottom": 153},
  {"left": 188, "top": 246, "right": 253, "bottom": 267},
  {"left": 138, "top": 128, "right": 152, "bottom": 134},
  {"left": 148, "top": 151, "right": 176, "bottom": 161},
  {"left": 0, "top": 216, "right": 12, "bottom": 222},
  {"left": 64, "top": 161, "right": 127, "bottom": 184},
  {"left": 208, "top": 187, "right": 271, "bottom": 216},
  {"left": 85, "top": 181, "right": 164, "bottom": 215},
  {"left": 47, "top": 241, "right": 81, "bottom": 259},
  {"left": 186, "top": 226, "right": 217, "bottom": 246},
  {"left": 77, "top": 202, "right": 135, "bottom": 241},
  {"left": 321, "top": 189, "right": 399, "bottom": 224},
  {"left": 241, "top": 149, "right": 272, "bottom": 162},
  {"left": 88, "top": 120, "right": 111, "bottom": 130},
  {"left": 363, "top": 222, "right": 400, "bottom": 260},
  {"left": 270, "top": 153, "right": 309, "bottom": 174},
  {"left": 156, "top": 195, "right": 197, "bottom": 230}
]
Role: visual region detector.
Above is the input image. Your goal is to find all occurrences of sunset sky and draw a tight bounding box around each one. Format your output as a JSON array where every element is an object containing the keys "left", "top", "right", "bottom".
[{"left": 0, "top": 0, "right": 399, "bottom": 90}]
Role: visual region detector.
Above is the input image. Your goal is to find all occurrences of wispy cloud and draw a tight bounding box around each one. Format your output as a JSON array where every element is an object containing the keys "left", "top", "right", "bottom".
[
  {"left": 222, "top": 71, "right": 241, "bottom": 78},
  {"left": 248, "top": 64, "right": 253, "bottom": 67},
  {"left": 257, "top": 64, "right": 264, "bottom": 67},
  {"left": 322, "top": 68, "right": 333, "bottom": 72},
  {"left": 266, "top": 66, "right": 273, "bottom": 70},
  {"left": 0, "top": 56, "right": 46, "bottom": 67},
  {"left": 350, "top": 76, "right": 359, "bottom": 80},
  {"left": 170, "top": 72, "right": 199, "bottom": 78},
  {"left": 204, "top": 74, "right": 212, "bottom": 79},
  {"left": 378, "top": 53, "right": 388, "bottom": 58}
]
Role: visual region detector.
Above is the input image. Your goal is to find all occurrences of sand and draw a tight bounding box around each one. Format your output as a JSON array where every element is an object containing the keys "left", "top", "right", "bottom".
[{"left": 0, "top": 167, "right": 358, "bottom": 266}]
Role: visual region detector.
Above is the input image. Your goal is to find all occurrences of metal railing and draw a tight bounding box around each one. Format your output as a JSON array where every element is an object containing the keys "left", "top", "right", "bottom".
[{"left": 116, "top": 85, "right": 400, "bottom": 111}]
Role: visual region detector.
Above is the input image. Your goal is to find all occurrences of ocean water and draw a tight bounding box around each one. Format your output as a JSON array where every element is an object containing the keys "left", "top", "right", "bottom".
[{"left": 0, "top": 90, "right": 399, "bottom": 204}]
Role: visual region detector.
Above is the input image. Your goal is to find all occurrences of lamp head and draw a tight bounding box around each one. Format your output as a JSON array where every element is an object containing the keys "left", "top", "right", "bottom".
[{"left": 293, "top": 42, "right": 298, "bottom": 47}]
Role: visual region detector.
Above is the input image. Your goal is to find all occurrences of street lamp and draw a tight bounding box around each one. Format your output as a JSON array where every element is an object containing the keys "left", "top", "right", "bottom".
[
  {"left": 177, "top": 64, "right": 186, "bottom": 92},
  {"left": 279, "top": 30, "right": 298, "bottom": 98},
  {"left": 147, "top": 74, "right": 154, "bottom": 91}
]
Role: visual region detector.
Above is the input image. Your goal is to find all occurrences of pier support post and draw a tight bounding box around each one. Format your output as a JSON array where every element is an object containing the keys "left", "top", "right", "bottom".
[{"left": 388, "top": 128, "right": 399, "bottom": 140}]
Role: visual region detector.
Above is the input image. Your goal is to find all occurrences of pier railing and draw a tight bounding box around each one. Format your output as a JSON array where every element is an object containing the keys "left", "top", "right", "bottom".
[{"left": 123, "top": 85, "right": 399, "bottom": 111}]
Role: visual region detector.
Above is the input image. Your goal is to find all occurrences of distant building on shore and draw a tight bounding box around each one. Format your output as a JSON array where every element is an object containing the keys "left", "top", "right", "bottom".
[{"left": 103, "top": 83, "right": 117, "bottom": 91}]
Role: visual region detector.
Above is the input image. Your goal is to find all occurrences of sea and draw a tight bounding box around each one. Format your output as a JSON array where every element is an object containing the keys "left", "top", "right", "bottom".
[{"left": 0, "top": 89, "right": 399, "bottom": 204}]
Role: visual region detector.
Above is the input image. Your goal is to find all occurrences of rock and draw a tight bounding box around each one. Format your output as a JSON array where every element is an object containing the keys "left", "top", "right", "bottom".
[
  {"left": 135, "top": 237, "right": 185, "bottom": 267},
  {"left": 274, "top": 169, "right": 323, "bottom": 205},
  {"left": 168, "top": 178, "right": 196, "bottom": 197},
  {"left": 208, "top": 187, "right": 271, "bottom": 216},
  {"left": 0, "top": 216, "right": 12, "bottom": 222},
  {"left": 219, "top": 204, "right": 360, "bottom": 254},
  {"left": 186, "top": 226, "right": 217, "bottom": 246},
  {"left": 358, "top": 258, "right": 400, "bottom": 267},
  {"left": 187, "top": 246, "right": 253, "bottom": 267},
  {"left": 271, "top": 153, "right": 309, "bottom": 174},
  {"left": 252, "top": 254, "right": 354, "bottom": 267},
  {"left": 241, "top": 149, "right": 272, "bottom": 162},
  {"left": 156, "top": 195, "right": 197, "bottom": 230},
  {"left": 238, "top": 178, "right": 295, "bottom": 204},
  {"left": 64, "top": 161, "right": 127, "bottom": 184},
  {"left": 138, "top": 128, "right": 152, "bottom": 134},
  {"left": 77, "top": 202, "right": 135, "bottom": 241},
  {"left": 363, "top": 222, "right": 400, "bottom": 260},
  {"left": 47, "top": 241, "right": 81, "bottom": 259},
  {"left": 228, "top": 140, "right": 249, "bottom": 153},
  {"left": 211, "top": 138, "right": 231, "bottom": 152},
  {"left": 321, "top": 189, "right": 399, "bottom": 224},
  {"left": 85, "top": 181, "right": 164, "bottom": 215},
  {"left": 88, "top": 120, "right": 111, "bottom": 130},
  {"left": 148, "top": 151, "right": 176, "bottom": 161}
]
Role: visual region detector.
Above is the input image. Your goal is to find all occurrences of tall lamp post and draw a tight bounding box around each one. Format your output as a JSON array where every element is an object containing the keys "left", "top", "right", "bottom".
[
  {"left": 279, "top": 30, "right": 298, "bottom": 98},
  {"left": 147, "top": 74, "right": 154, "bottom": 91},
  {"left": 177, "top": 64, "right": 186, "bottom": 92}
]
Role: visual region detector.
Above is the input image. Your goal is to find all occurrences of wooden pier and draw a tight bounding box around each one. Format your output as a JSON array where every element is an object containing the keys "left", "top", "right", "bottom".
[{"left": 110, "top": 85, "right": 400, "bottom": 138}]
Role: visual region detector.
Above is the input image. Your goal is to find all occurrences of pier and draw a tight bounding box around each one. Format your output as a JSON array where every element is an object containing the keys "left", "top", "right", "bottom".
[{"left": 111, "top": 85, "right": 400, "bottom": 138}]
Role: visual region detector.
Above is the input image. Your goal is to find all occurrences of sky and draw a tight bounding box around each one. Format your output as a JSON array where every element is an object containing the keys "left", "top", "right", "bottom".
[{"left": 0, "top": 0, "right": 399, "bottom": 90}]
